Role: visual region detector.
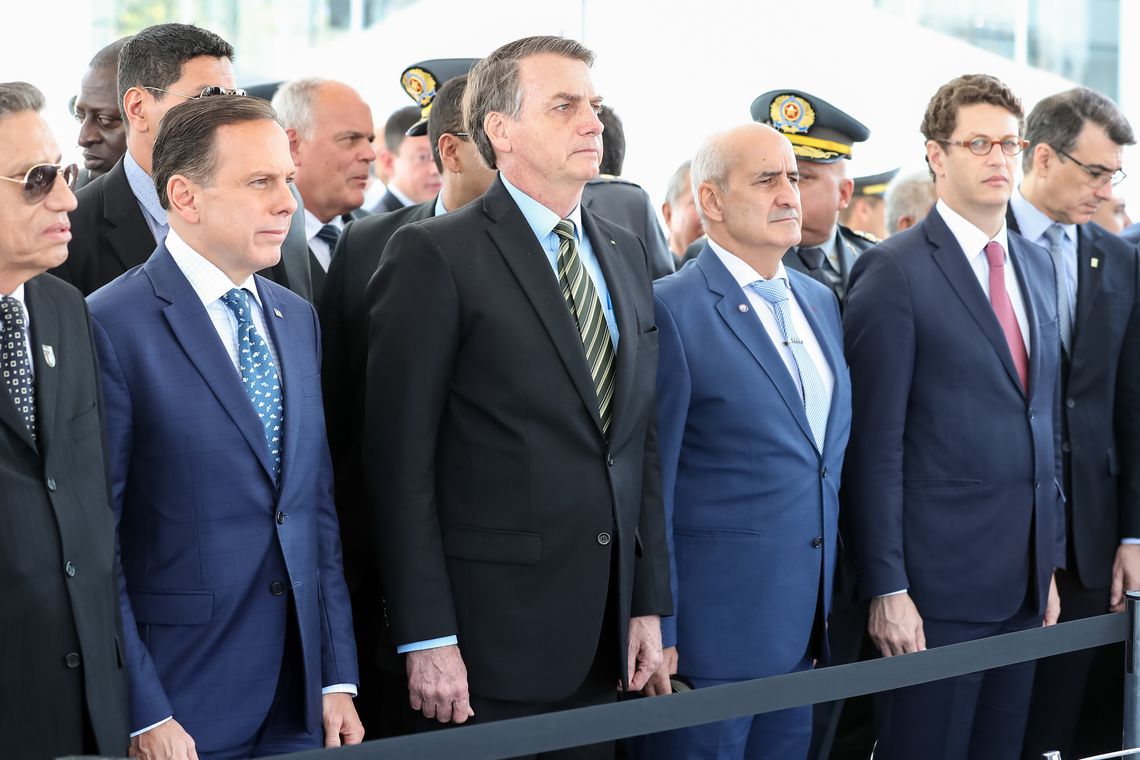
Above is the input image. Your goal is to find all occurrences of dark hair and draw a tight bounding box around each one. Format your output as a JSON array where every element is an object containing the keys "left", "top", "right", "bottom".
[
  {"left": 921, "top": 74, "right": 1023, "bottom": 179},
  {"left": 1023, "top": 87, "right": 1135, "bottom": 173},
  {"left": 428, "top": 76, "right": 470, "bottom": 173},
  {"left": 384, "top": 105, "right": 421, "bottom": 151},
  {"left": 90, "top": 36, "right": 132, "bottom": 72},
  {"left": 116, "top": 24, "right": 234, "bottom": 115},
  {"left": 598, "top": 105, "right": 625, "bottom": 176},
  {"left": 152, "top": 95, "right": 279, "bottom": 209},
  {"left": 0, "top": 81, "right": 44, "bottom": 119},
  {"left": 464, "top": 35, "right": 595, "bottom": 170}
]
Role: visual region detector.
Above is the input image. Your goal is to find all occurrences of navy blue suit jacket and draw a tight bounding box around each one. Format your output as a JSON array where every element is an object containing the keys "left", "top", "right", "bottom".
[
  {"left": 655, "top": 246, "right": 851, "bottom": 679},
  {"left": 87, "top": 245, "right": 357, "bottom": 750},
  {"left": 843, "top": 207, "right": 1065, "bottom": 622}
]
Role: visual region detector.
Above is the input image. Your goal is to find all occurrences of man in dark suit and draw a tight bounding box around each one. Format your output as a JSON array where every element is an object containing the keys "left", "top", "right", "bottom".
[
  {"left": 844, "top": 74, "right": 1065, "bottom": 760},
  {"left": 1010, "top": 88, "right": 1140, "bottom": 760},
  {"left": 753, "top": 89, "right": 875, "bottom": 307},
  {"left": 372, "top": 105, "right": 441, "bottom": 213},
  {"left": 363, "top": 35, "right": 672, "bottom": 754},
  {"left": 57, "top": 23, "right": 313, "bottom": 301},
  {"left": 0, "top": 80, "right": 129, "bottom": 760},
  {"left": 582, "top": 105, "right": 673, "bottom": 280},
  {"left": 273, "top": 78, "right": 375, "bottom": 303},
  {"left": 318, "top": 70, "right": 495, "bottom": 739},
  {"left": 72, "top": 37, "right": 130, "bottom": 191},
  {"left": 88, "top": 95, "right": 362, "bottom": 758},
  {"left": 639, "top": 123, "right": 850, "bottom": 760}
]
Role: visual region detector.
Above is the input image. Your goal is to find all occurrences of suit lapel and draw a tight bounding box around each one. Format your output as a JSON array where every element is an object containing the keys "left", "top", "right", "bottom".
[
  {"left": 147, "top": 247, "right": 278, "bottom": 484},
  {"left": 926, "top": 209, "right": 1025, "bottom": 396},
  {"left": 103, "top": 160, "right": 157, "bottom": 273},
  {"left": 25, "top": 277, "right": 59, "bottom": 453},
  {"left": 1007, "top": 234, "right": 1044, "bottom": 403},
  {"left": 484, "top": 180, "right": 605, "bottom": 434},
  {"left": 257, "top": 280, "right": 297, "bottom": 497},
  {"left": 584, "top": 210, "right": 636, "bottom": 443},
  {"left": 1074, "top": 224, "right": 1104, "bottom": 344},
  {"left": 698, "top": 249, "right": 816, "bottom": 447}
]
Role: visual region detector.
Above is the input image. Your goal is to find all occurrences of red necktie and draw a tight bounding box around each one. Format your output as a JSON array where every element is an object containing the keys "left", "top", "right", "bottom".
[{"left": 984, "top": 241, "right": 1028, "bottom": 391}]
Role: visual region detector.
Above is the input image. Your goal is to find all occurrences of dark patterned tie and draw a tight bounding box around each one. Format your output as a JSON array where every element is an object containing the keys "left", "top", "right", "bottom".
[
  {"left": 553, "top": 219, "right": 616, "bottom": 436},
  {"left": 220, "top": 288, "right": 284, "bottom": 483},
  {"left": 317, "top": 223, "right": 341, "bottom": 258},
  {"left": 0, "top": 296, "right": 36, "bottom": 440}
]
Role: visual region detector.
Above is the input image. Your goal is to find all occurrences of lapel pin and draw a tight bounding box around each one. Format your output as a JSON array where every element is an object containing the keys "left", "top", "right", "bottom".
[
  {"left": 738, "top": 303, "right": 749, "bottom": 313},
  {"left": 41, "top": 345, "right": 55, "bottom": 367},
  {"left": 273, "top": 308, "right": 283, "bottom": 318},
  {"left": 1091, "top": 258, "right": 1100, "bottom": 269},
  {"left": 610, "top": 239, "right": 617, "bottom": 246}
]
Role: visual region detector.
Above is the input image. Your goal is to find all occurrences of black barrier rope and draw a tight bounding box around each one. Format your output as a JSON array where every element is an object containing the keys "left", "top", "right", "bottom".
[{"left": 65, "top": 611, "right": 1127, "bottom": 760}]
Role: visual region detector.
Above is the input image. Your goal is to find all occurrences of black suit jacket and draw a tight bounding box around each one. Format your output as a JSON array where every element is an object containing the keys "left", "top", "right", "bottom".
[
  {"left": 318, "top": 198, "right": 435, "bottom": 670},
  {"left": 783, "top": 224, "right": 875, "bottom": 307},
  {"left": 0, "top": 273, "right": 128, "bottom": 757},
  {"left": 1014, "top": 211, "right": 1140, "bottom": 588},
  {"left": 56, "top": 157, "right": 314, "bottom": 301},
  {"left": 373, "top": 188, "right": 405, "bottom": 214},
  {"left": 583, "top": 176, "right": 675, "bottom": 280},
  {"left": 362, "top": 177, "right": 672, "bottom": 703}
]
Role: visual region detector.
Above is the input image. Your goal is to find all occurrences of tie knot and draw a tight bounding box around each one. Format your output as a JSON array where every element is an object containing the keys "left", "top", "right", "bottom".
[
  {"left": 983, "top": 240, "right": 1006, "bottom": 269},
  {"left": 220, "top": 288, "right": 254, "bottom": 324},
  {"left": 316, "top": 223, "right": 340, "bottom": 248},
  {"left": 0, "top": 296, "right": 26, "bottom": 329},
  {"left": 748, "top": 277, "right": 790, "bottom": 305},
  {"left": 1043, "top": 224, "right": 1066, "bottom": 248},
  {"left": 798, "top": 247, "right": 826, "bottom": 271},
  {"left": 553, "top": 219, "right": 576, "bottom": 242}
]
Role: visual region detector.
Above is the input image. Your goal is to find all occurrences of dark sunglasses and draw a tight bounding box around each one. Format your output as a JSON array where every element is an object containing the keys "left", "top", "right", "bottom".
[
  {"left": 144, "top": 85, "right": 248, "bottom": 100},
  {"left": 0, "top": 163, "right": 78, "bottom": 204}
]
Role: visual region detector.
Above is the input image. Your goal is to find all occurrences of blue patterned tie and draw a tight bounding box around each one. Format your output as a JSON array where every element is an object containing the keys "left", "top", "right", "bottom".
[
  {"left": 1043, "top": 224, "right": 1074, "bottom": 355},
  {"left": 220, "top": 288, "right": 283, "bottom": 483},
  {"left": 749, "top": 278, "right": 829, "bottom": 452}
]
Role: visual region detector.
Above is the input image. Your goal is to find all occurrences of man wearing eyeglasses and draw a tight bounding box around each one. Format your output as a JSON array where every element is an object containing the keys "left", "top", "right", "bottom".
[
  {"left": 1010, "top": 88, "right": 1140, "bottom": 760},
  {"left": 0, "top": 81, "right": 129, "bottom": 760},
  {"left": 843, "top": 74, "right": 1065, "bottom": 760},
  {"left": 72, "top": 36, "right": 131, "bottom": 190}
]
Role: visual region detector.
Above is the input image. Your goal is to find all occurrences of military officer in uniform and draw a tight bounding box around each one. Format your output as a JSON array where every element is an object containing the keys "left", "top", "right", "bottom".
[
  {"left": 841, "top": 169, "right": 898, "bottom": 242},
  {"left": 753, "top": 89, "right": 874, "bottom": 307}
]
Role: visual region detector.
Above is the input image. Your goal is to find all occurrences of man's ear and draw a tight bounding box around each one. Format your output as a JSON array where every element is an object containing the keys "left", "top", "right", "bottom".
[
  {"left": 485, "top": 112, "right": 511, "bottom": 157},
  {"left": 837, "top": 176, "right": 855, "bottom": 211},
  {"left": 926, "top": 140, "right": 947, "bottom": 179},
  {"left": 286, "top": 127, "right": 304, "bottom": 165},
  {"left": 166, "top": 175, "right": 201, "bottom": 225},
  {"left": 122, "top": 87, "right": 150, "bottom": 134},
  {"left": 438, "top": 133, "right": 461, "bottom": 174},
  {"left": 661, "top": 201, "right": 674, "bottom": 226},
  {"left": 376, "top": 147, "right": 396, "bottom": 177},
  {"left": 698, "top": 182, "right": 724, "bottom": 224}
]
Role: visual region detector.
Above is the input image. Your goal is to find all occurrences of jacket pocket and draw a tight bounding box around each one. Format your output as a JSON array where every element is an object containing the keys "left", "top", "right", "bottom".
[
  {"left": 71, "top": 402, "right": 100, "bottom": 441},
  {"left": 128, "top": 590, "right": 214, "bottom": 625},
  {"left": 443, "top": 526, "right": 542, "bottom": 565}
]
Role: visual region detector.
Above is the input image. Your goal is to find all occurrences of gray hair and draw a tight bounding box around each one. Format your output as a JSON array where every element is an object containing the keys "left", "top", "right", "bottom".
[
  {"left": 690, "top": 134, "right": 732, "bottom": 224},
  {"left": 885, "top": 170, "right": 937, "bottom": 234},
  {"left": 1023, "top": 87, "right": 1135, "bottom": 174},
  {"left": 464, "top": 35, "right": 595, "bottom": 170},
  {"left": 0, "top": 82, "right": 44, "bottom": 120},
  {"left": 271, "top": 77, "right": 327, "bottom": 139},
  {"left": 664, "top": 160, "right": 692, "bottom": 206}
]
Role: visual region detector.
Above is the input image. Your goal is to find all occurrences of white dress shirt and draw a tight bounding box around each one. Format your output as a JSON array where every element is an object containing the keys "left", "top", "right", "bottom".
[{"left": 708, "top": 238, "right": 835, "bottom": 407}]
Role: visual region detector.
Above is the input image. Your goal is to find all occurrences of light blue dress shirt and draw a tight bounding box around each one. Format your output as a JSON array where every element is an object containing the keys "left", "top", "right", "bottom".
[
  {"left": 1010, "top": 186, "right": 1078, "bottom": 321},
  {"left": 123, "top": 149, "right": 169, "bottom": 245}
]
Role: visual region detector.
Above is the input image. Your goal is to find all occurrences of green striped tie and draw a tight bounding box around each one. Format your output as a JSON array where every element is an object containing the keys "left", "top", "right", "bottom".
[{"left": 554, "top": 219, "right": 616, "bottom": 436}]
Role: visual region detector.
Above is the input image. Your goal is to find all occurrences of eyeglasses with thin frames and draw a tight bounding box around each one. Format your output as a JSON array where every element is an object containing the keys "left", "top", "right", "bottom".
[
  {"left": 1053, "top": 147, "right": 1127, "bottom": 188},
  {"left": 143, "top": 85, "right": 248, "bottom": 100},
  {"left": 938, "top": 136, "right": 1029, "bottom": 157},
  {"left": 0, "top": 163, "right": 78, "bottom": 204}
]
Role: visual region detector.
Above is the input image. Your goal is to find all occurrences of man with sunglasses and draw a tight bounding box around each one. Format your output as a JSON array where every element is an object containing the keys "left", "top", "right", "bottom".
[
  {"left": 72, "top": 36, "right": 131, "bottom": 190},
  {"left": 317, "top": 64, "right": 492, "bottom": 739},
  {"left": 843, "top": 74, "right": 1065, "bottom": 759},
  {"left": 1011, "top": 88, "right": 1140, "bottom": 760},
  {"left": 0, "top": 81, "right": 129, "bottom": 760}
]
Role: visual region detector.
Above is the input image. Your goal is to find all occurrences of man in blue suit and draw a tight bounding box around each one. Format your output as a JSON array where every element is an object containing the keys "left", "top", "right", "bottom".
[
  {"left": 88, "top": 95, "right": 362, "bottom": 758},
  {"left": 639, "top": 122, "right": 851, "bottom": 759},
  {"left": 843, "top": 74, "right": 1065, "bottom": 760}
]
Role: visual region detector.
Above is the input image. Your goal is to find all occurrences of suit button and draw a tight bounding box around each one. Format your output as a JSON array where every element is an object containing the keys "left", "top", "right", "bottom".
[
  {"left": 46, "top": 477, "right": 57, "bottom": 491},
  {"left": 1062, "top": 442, "right": 1071, "bottom": 453},
  {"left": 812, "top": 536, "right": 824, "bottom": 549},
  {"left": 276, "top": 511, "right": 286, "bottom": 525},
  {"left": 1066, "top": 398, "right": 1076, "bottom": 409},
  {"left": 270, "top": 581, "right": 285, "bottom": 596},
  {"left": 64, "top": 652, "right": 81, "bottom": 669},
  {"left": 597, "top": 532, "right": 612, "bottom": 546},
  {"left": 607, "top": 454, "right": 615, "bottom": 467},
  {"left": 64, "top": 561, "right": 75, "bottom": 577},
  {"left": 820, "top": 466, "right": 828, "bottom": 478},
  {"left": 1035, "top": 481, "right": 1041, "bottom": 489},
  {"left": 1028, "top": 413, "right": 1035, "bottom": 421}
]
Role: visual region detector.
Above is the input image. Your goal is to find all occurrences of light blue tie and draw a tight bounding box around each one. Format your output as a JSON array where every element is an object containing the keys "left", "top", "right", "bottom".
[
  {"left": 1043, "top": 224, "right": 1074, "bottom": 355},
  {"left": 221, "top": 288, "right": 284, "bottom": 483},
  {"left": 749, "top": 278, "right": 829, "bottom": 452}
]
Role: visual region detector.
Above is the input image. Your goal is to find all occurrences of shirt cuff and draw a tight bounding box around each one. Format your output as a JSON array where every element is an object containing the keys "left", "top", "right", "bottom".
[
  {"left": 397, "top": 635, "right": 458, "bottom": 654},
  {"left": 1122, "top": 539, "right": 1140, "bottom": 545},
  {"left": 130, "top": 715, "right": 173, "bottom": 737},
  {"left": 878, "top": 589, "right": 908, "bottom": 597},
  {"left": 322, "top": 683, "right": 358, "bottom": 696}
]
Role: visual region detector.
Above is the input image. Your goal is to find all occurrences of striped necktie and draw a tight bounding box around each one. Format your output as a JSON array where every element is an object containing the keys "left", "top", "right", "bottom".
[
  {"left": 1042, "top": 224, "right": 1074, "bottom": 355},
  {"left": 748, "top": 278, "right": 829, "bottom": 451},
  {"left": 553, "top": 219, "right": 616, "bottom": 436}
]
